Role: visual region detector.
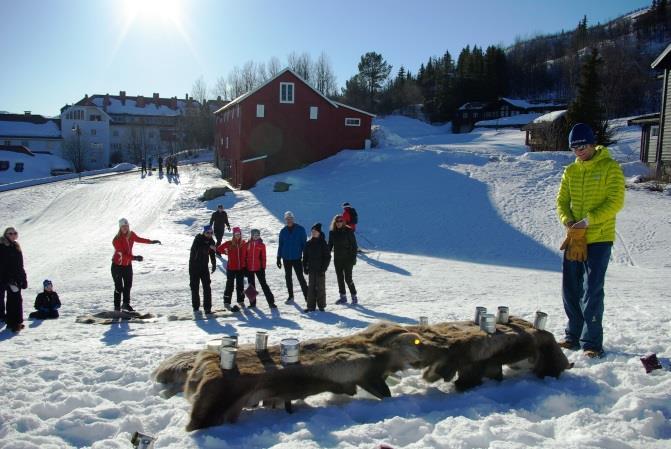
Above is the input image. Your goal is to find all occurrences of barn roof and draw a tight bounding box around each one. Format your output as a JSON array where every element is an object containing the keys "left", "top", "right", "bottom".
[
  {"left": 651, "top": 42, "right": 671, "bottom": 70},
  {"left": 0, "top": 145, "right": 35, "bottom": 156},
  {"left": 214, "top": 68, "right": 341, "bottom": 114}
]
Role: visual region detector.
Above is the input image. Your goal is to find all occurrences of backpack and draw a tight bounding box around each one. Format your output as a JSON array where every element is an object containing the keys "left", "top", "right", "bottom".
[{"left": 348, "top": 207, "right": 358, "bottom": 225}]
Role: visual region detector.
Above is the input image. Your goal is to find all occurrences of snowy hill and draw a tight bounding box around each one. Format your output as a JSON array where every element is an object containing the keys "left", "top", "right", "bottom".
[{"left": 0, "top": 117, "right": 670, "bottom": 449}]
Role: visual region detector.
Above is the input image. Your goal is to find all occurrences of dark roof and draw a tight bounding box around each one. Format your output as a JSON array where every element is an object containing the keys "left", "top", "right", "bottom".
[
  {"left": 651, "top": 43, "right": 671, "bottom": 70},
  {"left": 0, "top": 113, "right": 53, "bottom": 124},
  {"left": 0, "top": 145, "right": 35, "bottom": 156},
  {"left": 627, "top": 112, "right": 660, "bottom": 125}
]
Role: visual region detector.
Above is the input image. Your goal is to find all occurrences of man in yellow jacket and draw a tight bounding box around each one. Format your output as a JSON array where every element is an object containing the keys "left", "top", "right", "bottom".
[{"left": 556, "top": 123, "right": 625, "bottom": 359}]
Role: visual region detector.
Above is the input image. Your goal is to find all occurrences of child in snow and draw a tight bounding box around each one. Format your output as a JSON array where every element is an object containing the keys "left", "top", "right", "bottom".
[
  {"left": 29, "top": 280, "right": 61, "bottom": 319},
  {"left": 245, "top": 229, "right": 276, "bottom": 309},
  {"left": 302, "top": 223, "right": 331, "bottom": 312},
  {"left": 328, "top": 214, "right": 358, "bottom": 305},
  {"left": 216, "top": 227, "right": 247, "bottom": 311}
]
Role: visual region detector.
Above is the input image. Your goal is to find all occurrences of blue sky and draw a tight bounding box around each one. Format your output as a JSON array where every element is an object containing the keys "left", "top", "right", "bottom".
[{"left": 0, "top": 0, "right": 651, "bottom": 116}]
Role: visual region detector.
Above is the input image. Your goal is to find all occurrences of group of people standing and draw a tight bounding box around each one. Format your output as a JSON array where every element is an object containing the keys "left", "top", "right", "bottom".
[
  {"left": 140, "top": 155, "right": 179, "bottom": 176},
  {"left": 188, "top": 203, "right": 360, "bottom": 314}
]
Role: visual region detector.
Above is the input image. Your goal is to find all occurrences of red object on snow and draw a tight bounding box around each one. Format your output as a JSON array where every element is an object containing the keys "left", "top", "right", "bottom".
[
  {"left": 245, "top": 284, "right": 258, "bottom": 303},
  {"left": 640, "top": 353, "right": 663, "bottom": 373}
]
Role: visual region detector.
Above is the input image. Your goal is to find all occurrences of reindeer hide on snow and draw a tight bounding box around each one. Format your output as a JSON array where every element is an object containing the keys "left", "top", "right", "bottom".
[{"left": 152, "top": 318, "right": 569, "bottom": 430}]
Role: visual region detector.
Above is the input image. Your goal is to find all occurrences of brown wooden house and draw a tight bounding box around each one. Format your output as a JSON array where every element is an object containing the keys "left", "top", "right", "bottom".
[
  {"left": 522, "top": 110, "right": 569, "bottom": 151},
  {"left": 628, "top": 42, "right": 671, "bottom": 176}
]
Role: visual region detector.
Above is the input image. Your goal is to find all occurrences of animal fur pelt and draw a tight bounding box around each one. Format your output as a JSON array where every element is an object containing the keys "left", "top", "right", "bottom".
[
  {"left": 170, "top": 323, "right": 423, "bottom": 430},
  {"left": 408, "top": 317, "right": 570, "bottom": 391},
  {"left": 152, "top": 319, "right": 569, "bottom": 430},
  {"left": 75, "top": 310, "right": 156, "bottom": 324}
]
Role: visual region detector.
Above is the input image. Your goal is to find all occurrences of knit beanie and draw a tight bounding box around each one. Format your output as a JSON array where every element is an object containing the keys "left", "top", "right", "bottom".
[
  {"left": 568, "top": 123, "right": 595, "bottom": 148},
  {"left": 119, "top": 218, "right": 129, "bottom": 227}
]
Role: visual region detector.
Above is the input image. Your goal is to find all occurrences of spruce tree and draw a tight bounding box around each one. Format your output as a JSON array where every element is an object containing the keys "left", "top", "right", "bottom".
[
  {"left": 567, "top": 48, "right": 611, "bottom": 145},
  {"left": 357, "top": 52, "right": 392, "bottom": 112}
]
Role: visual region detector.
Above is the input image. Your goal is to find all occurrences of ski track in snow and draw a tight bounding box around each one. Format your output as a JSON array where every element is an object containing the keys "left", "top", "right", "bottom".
[{"left": 0, "top": 116, "right": 670, "bottom": 449}]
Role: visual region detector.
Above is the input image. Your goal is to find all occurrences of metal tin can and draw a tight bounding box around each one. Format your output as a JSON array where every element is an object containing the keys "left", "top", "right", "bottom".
[
  {"left": 255, "top": 331, "right": 268, "bottom": 351},
  {"left": 220, "top": 347, "right": 237, "bottom": 370},
  {"left": 131, "top": 432, "right": 156, "bottom": 449},
  {"left": 206, "top": 338, "right": 222, "bottom": 351},
  {"left": 480, "top": 313, "right": 496, "bottom": 334},
  {"left": 474, "top": 306, "right": 487, "bottom": 325},
  {"left": 280, "top": 338, "right": 300, "bottom": 364},
  {"left": 419, "top": 316, "right": 429, "bottom": 326},
  {"left": 220, "top": 335, "right": 238, "bottom": 349},
  {"left": 533, "top": 311, "right": 548, "bottom": 330},
  {"left": 496, "top": 306, "right": 509, "bottom": 324}
]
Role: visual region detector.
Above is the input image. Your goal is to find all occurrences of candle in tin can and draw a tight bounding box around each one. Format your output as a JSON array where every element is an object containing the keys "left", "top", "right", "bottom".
[
  {"left": 255, "top": 331, "right": 268, "bottom": 351},
  {"left": 474, "top": 306, "right": 487, "bottom": 325},
  {"left": 480, "top": 313, "right": 496, "bottom": 334},
  {"left": 419, "top": 316, "right": 429, "bottom": 326},
  {"left": 496, "top": 306, "right": 509, "bottom": 324},
  {"left": 220, "top": 335, "right": 238, "bottom": 349},
  {"left": 220, "top": 347, "right": 237, "bottom": 370},
  {"left": 280, "top": 338, "right": 300, "bottom": 364},
  {"left": 533, "top": 311, "right": 548, "bottom": 330},
  {"left": 131, "top": 432, "right": 156, "bottom": 449}
]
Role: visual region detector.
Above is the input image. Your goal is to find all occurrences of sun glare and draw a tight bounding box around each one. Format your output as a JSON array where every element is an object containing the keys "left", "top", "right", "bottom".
[{"left": 123, "top": 0, "right": 182, "bottom": 26}]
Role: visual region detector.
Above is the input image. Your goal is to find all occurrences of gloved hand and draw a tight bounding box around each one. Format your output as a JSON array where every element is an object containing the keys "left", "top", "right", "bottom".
[
  {"left": 560, "top": 228, "right": 587, "bottom": 262},
  {"left": 211, "top": 265, "right": 216, "bottom": 273},
  {"left": 151, "top": 240, "right": 161, "bottom": 245},
  {"left": 133, "top": 255, "right": 144, "bottom": 262},
  {"left": 9, "top": 283, "right": 19, "bottom": 293},
  {"left": 276, "top": 257, "right": 282, "bottom": 269}
]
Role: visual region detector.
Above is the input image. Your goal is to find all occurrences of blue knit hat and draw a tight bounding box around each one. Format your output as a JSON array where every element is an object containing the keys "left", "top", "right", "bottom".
[
  {"left": 568, "top": 123, "right": 595, "bottom": 148},
  {"left": 203, "top": 225, "right": 213, "bottom": 233},
  {"left": 43, "top": 279, "right": 52, "bottom": 288}
]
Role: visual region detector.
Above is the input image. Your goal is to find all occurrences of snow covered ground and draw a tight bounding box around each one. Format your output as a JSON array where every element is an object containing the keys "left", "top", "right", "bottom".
[{"left": 0, "top": 117, "right": 669, "bottom": 449}]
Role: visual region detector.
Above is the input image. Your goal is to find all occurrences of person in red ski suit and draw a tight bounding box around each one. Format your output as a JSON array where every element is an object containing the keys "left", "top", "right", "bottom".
[{"left": 216, "top": 227, "right": 247, "bottom": 310}]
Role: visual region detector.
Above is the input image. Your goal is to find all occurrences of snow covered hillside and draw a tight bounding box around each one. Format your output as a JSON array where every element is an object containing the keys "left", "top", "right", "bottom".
[{"left": 0, "top": 117, "right": 670, "bottom": 449}]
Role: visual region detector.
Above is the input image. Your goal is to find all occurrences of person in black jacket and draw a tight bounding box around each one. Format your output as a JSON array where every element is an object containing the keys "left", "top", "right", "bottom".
[
  {"left": 0, "top": 227, "right": 27, "bottom": 332},
  {"left": 303, "top": 223, "right": 331, "bottom": 312},
  {"left": 209, "top": 205, "right": 231, "bottom": 246},
  {"left": 29, "top": 280, "right": 61, "bottom": 319},
  {"left": 189, "top": 225, "right": 217, "bottom": 313},
  {"left": 328, "top": 215, "right": 358, "bottom": 305}
]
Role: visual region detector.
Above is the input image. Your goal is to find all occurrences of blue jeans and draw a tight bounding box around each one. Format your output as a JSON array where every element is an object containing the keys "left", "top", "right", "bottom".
[{"left": 562, "top": 242, "right": 612, "bottom": 351}]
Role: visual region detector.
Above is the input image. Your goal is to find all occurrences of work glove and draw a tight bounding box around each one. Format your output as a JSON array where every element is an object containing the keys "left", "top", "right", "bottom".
[
  {"left": 151, "top": 240, "right": 162, "bottom": 245},
  {"left": 560, "top": 228, "right": 587, "bottom": 262},
  {"left": 276, "top": 257, "right": 282, "bottom": 269},
  {"left": 211, "top": 265, "right": 216, "bottom": 273},
  {"left": 133, "top": 255, "right": 144, "bottom": 262}
]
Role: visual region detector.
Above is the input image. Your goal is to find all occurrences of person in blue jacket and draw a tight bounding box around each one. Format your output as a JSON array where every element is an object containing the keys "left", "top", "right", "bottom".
[
  {"left": 29, "top": 280, "right": 61, "bottom": 319},
  {"left": 277, "top": 211, "right": 308, "bottom": 304}
]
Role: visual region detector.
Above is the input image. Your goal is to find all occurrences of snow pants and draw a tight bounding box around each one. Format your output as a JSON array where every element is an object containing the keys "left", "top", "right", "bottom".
[
  {"left": 190, "top": 268, "right": 212, "bottom": 312},
  {"left": 334, "top": 262, "right": 357, "bottom": 296},
  {"left": 224, "top": 269, "right": 245, "bottom": 305},
  {"left": 562, "top": 242, "right": 612, "bottom": 351},
  {"left": 283, "top": 259, "right": 308, "bottom": 300},
  {"left": 307, "top": 271, "right": 326, "bottom": 311},
  {"left": 29, "top": 309, "right": 59, "bottom": 319},
  {"left": 111, "top": 263, "right": 133, "bottom": 309},
  {"left": 3, "top": 284, "right": 23, "bottom": 329},
  {"left": 247, "top": 269, "right": 275, "bottom": 306}
]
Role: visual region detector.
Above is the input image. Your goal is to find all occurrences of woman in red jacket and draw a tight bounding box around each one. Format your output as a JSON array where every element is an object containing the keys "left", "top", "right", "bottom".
[
  {"left": 216, "top": 227, "right": 247, "bottom": 311},
  {"left": 111, "top": 218, "right": 161, "bottom": 312},
  {"left": 245, "top": 229, "right": 276, "bottom": 309}
]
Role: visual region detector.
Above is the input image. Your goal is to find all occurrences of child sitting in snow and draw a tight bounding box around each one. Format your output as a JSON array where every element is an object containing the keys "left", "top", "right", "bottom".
[{"left": 29, "top": 280, "right": 61, "bottom": 319}]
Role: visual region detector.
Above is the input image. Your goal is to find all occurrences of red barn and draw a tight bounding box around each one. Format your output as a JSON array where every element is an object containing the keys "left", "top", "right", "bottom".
[{"left": 214, "top": 68, "right": 374, "bottom": 189}]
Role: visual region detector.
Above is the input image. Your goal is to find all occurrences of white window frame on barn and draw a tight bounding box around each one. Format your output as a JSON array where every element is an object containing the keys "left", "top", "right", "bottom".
[
  {"left": 652, "top": 125, "right": 660, "bottom": 137},
  {"left": 310, "top": 106, "right": 318, "bottom": 120},
  {"left": 257, "top": 104, "right": 265, "bottom": 118},
  {"left": 280, "top": 82, "right": 295, "bottom": 103},
  {"left": 345, "top": 118, "right": 361, "bottom": 127}
]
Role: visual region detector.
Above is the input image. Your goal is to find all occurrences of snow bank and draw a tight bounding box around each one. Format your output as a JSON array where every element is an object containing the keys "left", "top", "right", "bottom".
[{"left": 0, "top": 162, "right": 136, "bottom": 192}]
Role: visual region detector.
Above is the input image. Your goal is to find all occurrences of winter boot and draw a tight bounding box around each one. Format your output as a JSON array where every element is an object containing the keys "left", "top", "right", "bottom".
[
  {"left": 351, "top": 295, "right": 358, "bottom": 304},
  {"left": 285, "top": 296, "right": 294, "bottom": 305},
  {"left": 122, "top": 303, "right": 134, "bottom": 312},
  {"left": 335, "top": 294, "right": 347, "bottom": 305}
]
